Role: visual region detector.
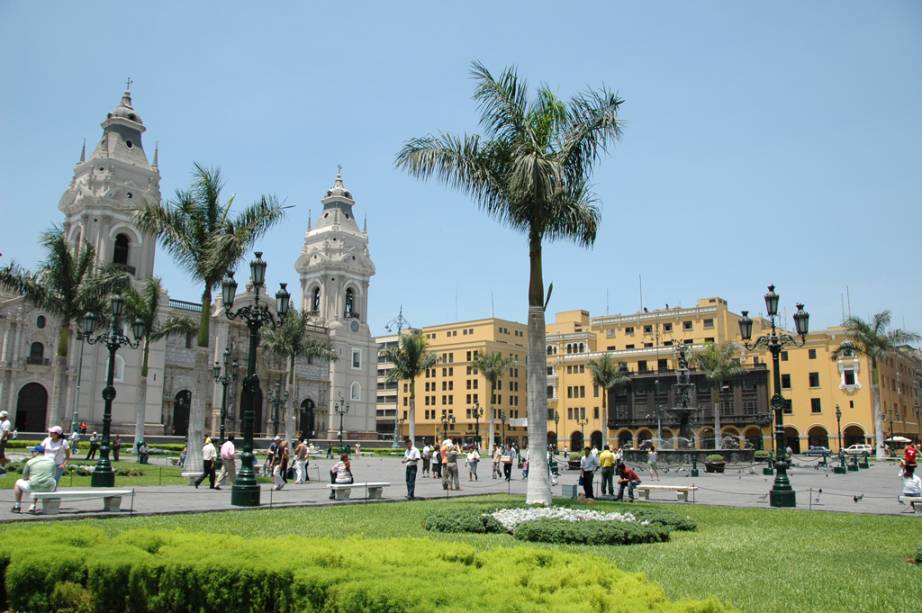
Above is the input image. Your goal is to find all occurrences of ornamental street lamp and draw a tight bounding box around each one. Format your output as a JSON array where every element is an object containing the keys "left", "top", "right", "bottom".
[
  {"left": 70, "top": 329, "right": 91, "bottom": 439},
  {"left": 222, "top": 251, "right": 290, "bottom": 507},
  {"left": 268, "top": 379, "right": 289, "bottom": 437},
  {"left": 441, "top": 409, "right": 456, "bottom": 442},
  {"left": 553, "top": 410, "right": 560, "bottom": 450},
  {"left": 472, "top": 403, "right": 484, "bottom": 447},
  {"left": 212, "top": 348, "right": 239, "bottom": 445},
  {"left": 334, "top": 394, "right": 350, "bottom": 453},
  {"left": 81, "top": 294, "right": 145, "bottom": 487},
  {"left": 739, "top": 284, "right": 809, "bottom": 508}
]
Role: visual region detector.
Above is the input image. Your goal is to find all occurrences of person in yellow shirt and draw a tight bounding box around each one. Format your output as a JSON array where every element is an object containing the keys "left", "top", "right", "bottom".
[{"left": 599, "top": 445, "right": 616, "bottom": 496}]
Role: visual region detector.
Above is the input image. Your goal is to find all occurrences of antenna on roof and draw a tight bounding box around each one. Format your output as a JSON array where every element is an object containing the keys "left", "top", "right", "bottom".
[{"left": 638, "top": 274, "right": 644, "bottom": 312}]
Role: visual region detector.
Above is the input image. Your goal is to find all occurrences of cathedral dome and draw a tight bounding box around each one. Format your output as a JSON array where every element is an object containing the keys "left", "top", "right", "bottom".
[{"left": 107, "top": 90, "right": 143, "bottom": 124}]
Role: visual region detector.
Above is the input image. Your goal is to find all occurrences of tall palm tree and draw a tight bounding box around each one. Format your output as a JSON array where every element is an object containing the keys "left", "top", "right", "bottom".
[
  {"left": 386, "top": 331, "right": 437, "bottom": 445},
  {"left": 833, "top": 312, "right": 919, "bottom": 459},
  {"left": 587, "top": 353, "right": 630, "bottom": 449},
  {"left": 124, "top": 278, "right": 197, "bottom": 451},
  {"left": 262, "top": 306, "right": 335, "bottom": 443},
  {"left": 472, "top": 351, "right": 515, "bottom": 450},
  {"left": 396, "top": 61, "right": 623, "bottom": 505},
  {"left": 0, "top": 228, "right": 125, "bottom": 426},
  {"left": 692, "top": 342, "right": 746, "bottom": 450},
  {"left": 134, "top": 163, "right": 285, "bottom": 348}
]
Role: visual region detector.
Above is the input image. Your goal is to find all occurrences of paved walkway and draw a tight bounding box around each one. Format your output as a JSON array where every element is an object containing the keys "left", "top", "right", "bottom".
[{"left": 0, "top": 455, "right": 917, "bottom": 522}]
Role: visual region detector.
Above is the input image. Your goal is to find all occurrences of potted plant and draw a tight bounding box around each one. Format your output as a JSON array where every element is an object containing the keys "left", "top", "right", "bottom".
[
  {"left": 704, "top": 453, "right": 726, "bottom": 473},
  {"left": 753, "top": 450, "right": 772, "bottom": 462}
]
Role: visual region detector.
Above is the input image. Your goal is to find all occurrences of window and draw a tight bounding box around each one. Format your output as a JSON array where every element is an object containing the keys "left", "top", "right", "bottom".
[
  {"left": 808, "top": 372, "right": 819, "bottom": 387},
  {"left": 593, "top": 407, "right": 599, "bottom": 419},
  {"left": 344, "top": 288, "right": 355, "bottom": 318},
  {"left": 28, "top": 342, "right": 44, "bottom": 364},
  {"left": 704, "top": 337, "right": 715, "bottom": 344},
  {"left": 567, "top": 386, "right": 573, "bottom": 399},
  {"left": 663, "top": 323, "right": 673, "bottom": 332},
  {"left": 311, "top": 287, "right": 320, "bottom": 312},
  {"left": 643, "top": 342, "right": 653, "bottom": 348},
  {"left": 625, "top": 326, "right": 634, "bottom": 336},
  {"left": 643, "top": 325, "right": 653, "bottom": 334},
  {"left": 36, "top": 315, "right": 46, "bottom": 329},
  {"left": 547, "top": 366, "right": 553, "bottom": 375},
  {"left": 783, "top": 399, "right": 793, "bottom": 415},
  {"left": 657, "top": 358, "right": 668, "bottom": 371},
  {"left": 351, "top": 349, "right": 361, "bottom": 369},
  {"left": 637, "top": 361, "right": 648, "bottom": 373},
  {"left": 781, "top": 351, "right": 789, "bottom": 361},
  {"left": 547, "top": 386, "right": 554, "bottom": 398},
  {"left": 810, "top": 398, "right": 821, "bottom": 414},
  {"left": 683, "top": 339, "right": 693, "bottom": 345},
  {"left": 808, "top": 349, "right": 817, "bottom": 359},
  {"left": 567, "top": 407, "right": 574, "bottom": 419},
  {"left": 113, "top": 233, "right": 130, "bottom": 266},
  {"left": 683, "top": 321, "right": 693, "bottom": 331},
  {"left": 843, "top": 369, "right": 856, "bottom": 386},
  {"left": 579, "top": 386, "right": 586, "bottom": 398},
  {"left": 625, "top": 344, "right": 635, "bottom": 350},
  {"left": 593, "top": 384, "right": 599, "bottom": 398},
  {"left": 606, "top": 329, "right": 616, "bottom": 338},
  {"left": 703, "top": 318, "right": 714, "bottom": 329},
  {"left": 781, "top": 374, "right": 791, "bottom": 389}
]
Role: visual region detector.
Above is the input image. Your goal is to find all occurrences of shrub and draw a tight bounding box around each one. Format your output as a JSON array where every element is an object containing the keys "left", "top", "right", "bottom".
[
  {"left": 423, "top": 506, "right": 504, "bottom": 533},
  {"left": 916, "top": 545, "right": 922, "bottom": 564},
  {"left": 0, "top": 526, "right": 731, "bottom": 612},
  {"left": 754, "top": 450, "right": 772, "bottom": 460},
  {"left": 705, "top": 454, "right": 726, "bottom": 463},
  {"left": 629, "top": 508, "right": 697, "bottom": 532},
  {"left": 514, "top": 518, "right": 670, "bottom": 546}
]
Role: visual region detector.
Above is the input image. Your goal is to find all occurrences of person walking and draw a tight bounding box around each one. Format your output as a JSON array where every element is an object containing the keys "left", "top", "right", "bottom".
[
  {"left": 265, "top": 436, "right": 280, "bottom": 476},
  {"left": 194, "top": 436, "right": 217, "bottom": 489},
  {"left": 402, "top": 438, "right": 421, "bottom": 499},
  {"left": 11, "top": 445, "right": 56, "bottom": 514},
  {"left": 0, "top": 410, "right": 12, "bottom": 473},
  {"left": 580, "top": 446, "right": 599, "bottom": 499},
  {"left": 294, "top": 438, "right": 309, "bottom": 484},
  {"left": 329, "top": 453, "right": 353, "bottom": 499},
  {"left": 41, "top": 426, "right": 70, "bottom": 487},
  {"left": 647, "top": 444, "right": 660, "bottom": 480},
  {"left": 466, "top": 446, "right": 480, "bottom": 481},
  {"left": 904, "top": 441, "right": 918, "bottom": 471},
  {"left": 85, "top": 431, "right": 100, "bottom": 460},
  {"left": 272, "top": 440, "right": 290, "bottom": 491},
  {"left": 599, "top": 445, "right": 616, "bottom": 496},
  {"left": 178, "top": 445, "right": 186, "bottom": 468},
  {"left": 615, "top": 462, "right": 642, "bottom": 502},
  {"left": 502, "top": 444, "right": 517, "bottom": 482},
  {"left": 216, "top": 435, "right": 236, "bottom": 488},
  {"left": 112, "top": 434, "right": 122, "bottom": 462},
  {"left": 431, "top": 441, "right": 442, "bottom": 479},
  {"left": 421, "top": 443, "right": 432, "bottom": 477},
  {"left": 444, "top": 441, "right": 461, "bottom": 490}
]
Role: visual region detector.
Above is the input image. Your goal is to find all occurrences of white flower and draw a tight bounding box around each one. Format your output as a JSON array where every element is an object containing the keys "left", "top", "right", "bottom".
[{"left": 490, "top": 507, "right": 645, "bottom": 532}]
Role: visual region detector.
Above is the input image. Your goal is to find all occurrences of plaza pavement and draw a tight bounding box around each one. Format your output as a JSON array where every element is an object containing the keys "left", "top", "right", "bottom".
[{"left": 0, "top": 454, "right": 917, "bottom": 523}]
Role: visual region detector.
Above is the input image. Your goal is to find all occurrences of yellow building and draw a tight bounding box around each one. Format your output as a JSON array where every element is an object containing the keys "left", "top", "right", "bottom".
[{"left": 396, "top": 318, "right": 528, "bottom": 445}]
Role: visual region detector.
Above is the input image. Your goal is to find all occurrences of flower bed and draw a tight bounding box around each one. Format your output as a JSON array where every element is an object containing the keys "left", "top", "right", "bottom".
[{"left": 491, "top": 506, "right": 647, "bottom": 531}]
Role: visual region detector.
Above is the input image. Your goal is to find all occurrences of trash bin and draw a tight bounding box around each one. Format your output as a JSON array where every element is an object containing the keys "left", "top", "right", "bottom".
[{"left": 561, "top": 484, "right": 578, "bottom": 499}]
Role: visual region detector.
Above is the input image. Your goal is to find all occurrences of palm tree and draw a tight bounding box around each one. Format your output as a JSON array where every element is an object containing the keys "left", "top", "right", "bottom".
[
  {"left": 262, "top": 307, "right": 335, "bottom": 443},
  {"left": 0, "top": 228, "right": 125, "bottom": 426},
  {"left": 386, "top": 331, "right": 437, "bottom": 445},
  {"left": 472, "top": 351, "right": 515, "bottom": 450},
  {"left": 124, "top": 278, "right": 197, "bottom": 451},
  {"left": 587, "top": 354, "right": 630, "bottom": 449},
  {"left": 834, "top": 312, "right": 919, "bottom": 459},
  {"left": 692, "top": 342, "right": 746, "bottom": 450},
  {"left": 134, "top": 163, "right": 285, "bottom": 348},
  {"left": 396, "top": 61, "right": 623, "bottom": 505}
]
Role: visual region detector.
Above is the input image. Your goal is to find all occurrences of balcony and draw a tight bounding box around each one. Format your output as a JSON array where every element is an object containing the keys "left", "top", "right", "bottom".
[
  {"left": 169, "top": 299, "right": 203, "bottom": 313},
  {"left": 26, "top": 356, "right": 51, "bottom": 366}
]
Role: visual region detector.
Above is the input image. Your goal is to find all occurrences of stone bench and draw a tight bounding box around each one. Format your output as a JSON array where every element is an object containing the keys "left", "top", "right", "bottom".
[
  {"left": 327, "top": 482, "right": 391, "bottom": 500},
  {"left": 30, "top": 488, "right": 134, "bottom": 515},
  {"left": 899, "top": 495, "right": 922, "bottom": 512},
  {"left": 635, "top": 484, "right": 698, "bottom": 502}
]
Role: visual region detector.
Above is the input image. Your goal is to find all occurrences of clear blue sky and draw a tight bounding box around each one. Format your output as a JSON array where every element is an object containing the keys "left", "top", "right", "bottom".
[{"left": 2, "top": 1, "right": 920, "bottom": 338}]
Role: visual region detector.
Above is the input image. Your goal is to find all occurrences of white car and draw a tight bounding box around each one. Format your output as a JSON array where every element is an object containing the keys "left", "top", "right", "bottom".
[{"left": 844, "top": 444, "right": 873, "bottom": 456}]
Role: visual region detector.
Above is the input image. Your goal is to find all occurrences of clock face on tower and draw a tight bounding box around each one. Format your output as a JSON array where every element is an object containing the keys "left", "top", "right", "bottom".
[{"left": 350, "top": 320, "right": 359, "bottom": 332}]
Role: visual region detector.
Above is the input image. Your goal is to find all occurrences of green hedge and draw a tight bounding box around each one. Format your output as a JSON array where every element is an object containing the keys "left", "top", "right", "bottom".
[
  {"left": 753, "top": 450, "right": 772, "bottom": 460},
  {"left": 916, "top": 546, "right": 922, "bottom": 565},
  {"left": 514, "top": 518, "right": 671, "bottom": 546},
  {"left": 423, "top": 506, "right": 505, "bottom": 534},
  {"left": 0, "top": 525, "right": 730, "bottom": 612},
  {"left": 3, "top": 439, "right": 42, "bottom": 449},
  {"left": 629, "top": 508, "right": 697, "bottom": 532}
]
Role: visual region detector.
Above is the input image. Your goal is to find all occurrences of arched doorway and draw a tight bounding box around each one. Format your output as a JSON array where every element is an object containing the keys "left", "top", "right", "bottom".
[
  {"left": 808, "top": 426, "right": 829, "bottom": 449},
  {"left": 547, "top": 430, "right": 558, "bottom": 449},
  {"left": 299, "top": 398, "right": 316, "bottom": 439},
  {"left": 744, "top": 426, "right": 763, "bottom": 450},
  {"left": 843, "top": 425, "right": 865, "bottom": 447},
  {"left": 590, "top": 430, "right": 602, "bottom": 450},
  {"left": 172, "top": 390, "right": 191, "bottom": 436},
  {"left": 15, "top": 383, "right": 47, "bottom": 431},
  {"left": 783, "top": 427, "right": 800, "bottom": 453},
  {"left": 637, "top": 429, "right": 653, "bottom": 449},
  {"left": 721, "top": 427, "right": 740, "bottom": 449},
  {"left": 618, "top": 430, "right": 633, "bottom": 450},
  {"left": 569, "top": 430, "right": 583, "bottom": 452}
]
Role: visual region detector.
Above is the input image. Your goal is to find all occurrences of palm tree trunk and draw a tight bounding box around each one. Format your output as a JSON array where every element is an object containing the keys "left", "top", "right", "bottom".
[
  {"left": 525, "top": 231, "right": 551, "bottom": 506},
  {"left": 408, "top": 380, "right": 416, "bottom": 445},
  {"left": 184, "top": 349, "right": 209, "bottom": 476},
  {"left": 197, "top": 287, "right": 212, "bottom": 348},
  {"left": 871, "top": 358, "right": 885, "bottom": 460},
  {"left": 50, "top": 324, "right": 71, "bottom": 427},
  {"left": 487, "top": 383, "right": 496, "bottom": 452},
  {"left": 601, "top": 392, "right": 608, "bottom": 450},
  {"left": 713, "top": 385, "right": 721, "bottom": 451},
  {"left": 284, "top": 356, "right": 295, "bottom": 444},
  {"left": 134, "top": 340, "right": 151, "bottom": 450}
]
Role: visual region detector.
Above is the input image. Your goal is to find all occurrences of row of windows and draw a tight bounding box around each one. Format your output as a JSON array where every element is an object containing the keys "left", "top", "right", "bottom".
[
  {"left": 567, "top": 385, "right": 586, "bottom": 399},
  {"left": 780, "top": 372, "right": 823, "bottom": 389},
  {"left": 780, "top": 348, "right": 818, "bottom": 361}
]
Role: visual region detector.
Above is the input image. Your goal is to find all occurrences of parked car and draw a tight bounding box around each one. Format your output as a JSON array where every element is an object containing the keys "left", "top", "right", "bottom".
[
  {"left": 804, "top": 446, "right": 830, "bottom": 457},
  {"left": 844, "top": 444, "right": 873, "bottom": 456}
]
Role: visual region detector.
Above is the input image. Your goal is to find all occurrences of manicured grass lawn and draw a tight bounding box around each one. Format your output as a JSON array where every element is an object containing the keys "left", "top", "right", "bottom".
[
  {"left": 5, "top": 496, "right": 921, "bottom": 612},
  {"left": 0, "top": 461, "right": 189, "bottom": 488}
]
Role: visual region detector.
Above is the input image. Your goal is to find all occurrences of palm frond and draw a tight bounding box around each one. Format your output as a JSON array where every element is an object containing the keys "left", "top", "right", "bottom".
[
  {"left": 560, "top": 87, "right": 624, "bottom": 182},
  {"left": 386, "top": 332, "right": 436, "bottom": 383},
  {"left": 470, "top": 60, "right": 528, "bottom": 142},
  {"left": 150, "top": 315, "right": 198, "bottom": 342}
]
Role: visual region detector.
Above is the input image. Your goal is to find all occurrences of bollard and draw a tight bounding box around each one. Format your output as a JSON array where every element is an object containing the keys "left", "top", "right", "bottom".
[
  {"left": 858, "top": 452, "right": 870, "bottom": 469},
  {"left": 763, "top": 458, "right": 774, "bottom": 476},
  {"left": 848, "top": 455, "right": 859, "bottom": 472},
  {"left": 691, "top": 455, "right": 699, "bottom": 478}
]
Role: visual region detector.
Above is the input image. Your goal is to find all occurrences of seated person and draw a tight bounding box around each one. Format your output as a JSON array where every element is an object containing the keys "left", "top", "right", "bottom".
[
  {"left": 11, "top": 445, "right": 56, "bottom": 514},
  {"left": 615, "top": 462, "right": 642, "bottom": 502}
]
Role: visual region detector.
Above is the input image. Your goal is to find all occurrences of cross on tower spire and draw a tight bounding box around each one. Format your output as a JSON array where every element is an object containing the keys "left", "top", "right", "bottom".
[{"left": 125, "top": 77, "right": 133, "bottom": 91}]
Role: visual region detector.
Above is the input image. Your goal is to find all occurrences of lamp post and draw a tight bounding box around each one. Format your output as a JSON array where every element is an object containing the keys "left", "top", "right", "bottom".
[
  {"left": 70, "top": 331, "right": 89, "bottom": 438},
  {"left": 472, "top": 403, "right": 484, "bottom": 447},
  {"left": 654, "top": 378, "right": 663, "bottom": 447},
  {"left": 81, "top": 294, "right": 145, "bottom": 487},
  {"left": 268, "top": 379, "right": 289, "bottom": 437},
  {"left": 739, "top": 284, "right": 809, "bottom": 508},
  {"left": 334, "top": 394, "right": 350, "bottom": 453},
  {"left": 498, "top": 410, "right": 507, "bottom": 446},
  {"left": 553, "top": 410, "right": 560, "bottom": 450},
  {"left": 441, "top": 409, "right": 456, "bottom": 442},
  {"left": 212, "top": 348, "right": 239, "bottom": 445},
  {"left": 577, "top": 416, "right": 588, "bottom": 449},
  {"left": 221, "top": 251, "right": 290, "bottom": 507}
]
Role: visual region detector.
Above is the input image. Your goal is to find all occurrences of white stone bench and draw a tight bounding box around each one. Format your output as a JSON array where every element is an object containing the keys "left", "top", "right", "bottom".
[
  {"left": 30, "top": 488, "right": 134, "bottom": 515},
  {"left": 327, "top": 482, "right": 391, "bottom": 500},
  {"left": 635, "top": 484, "right": 698, "bottom": 502},
  {"left": 899, "top": 495, "right": 922, "bottom": 511}
]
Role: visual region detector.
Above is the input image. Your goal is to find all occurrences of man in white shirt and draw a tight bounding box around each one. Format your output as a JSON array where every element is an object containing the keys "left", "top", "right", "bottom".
[
  {"left": 216, "top": 435, "right": 236, "bottom": 488},
  {"left": 293, "top": 438, "right": 309, "bottom": 484},
  {"left": 579, "top": 446, "right": 600, "bottom": 499},
  {"left": 401, "top": 439, "right": 421, "bottom": 499},
  {"left": 0, "top": 410, "right": 11, "bottom": 472}
]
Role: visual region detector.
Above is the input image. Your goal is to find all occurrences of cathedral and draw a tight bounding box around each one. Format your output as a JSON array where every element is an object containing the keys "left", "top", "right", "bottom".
[{"left": 0, "top": 89, "right": 379, "bottom": 443}]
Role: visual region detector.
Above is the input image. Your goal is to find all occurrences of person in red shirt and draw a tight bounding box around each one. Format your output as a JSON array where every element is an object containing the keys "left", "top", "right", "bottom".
[
  {"left": 615, "top": 462, "right": 641, "bottom": 502},
  {"left": 904, "top": 442, "right": 917, "bottom": 469}
]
